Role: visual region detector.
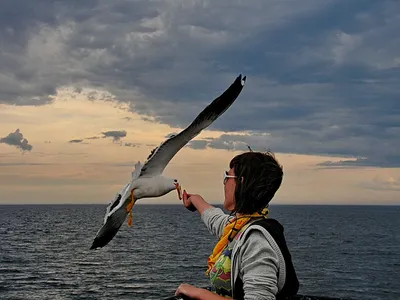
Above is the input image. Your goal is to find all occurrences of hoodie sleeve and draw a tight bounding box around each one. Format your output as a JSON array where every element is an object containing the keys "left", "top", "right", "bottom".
[{"left": 200, "top": 207, "right": 231, "bottom": 238}]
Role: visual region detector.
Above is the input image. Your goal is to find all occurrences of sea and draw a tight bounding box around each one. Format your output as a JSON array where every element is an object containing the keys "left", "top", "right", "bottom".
[{"left": 0, "top": 204, "right": 399, "bottom": 300}]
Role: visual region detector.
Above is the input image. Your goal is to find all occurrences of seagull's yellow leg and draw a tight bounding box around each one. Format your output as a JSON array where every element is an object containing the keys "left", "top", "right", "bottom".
[
  {"left": 126, "top": 190, "right": 135, "bottom": 227},
  {"left": 127, "top": 210, "right": 133, "bottom": 227}
]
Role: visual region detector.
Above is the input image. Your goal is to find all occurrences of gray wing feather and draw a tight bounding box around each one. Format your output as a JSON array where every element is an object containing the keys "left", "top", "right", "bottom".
[{"left": 139, "top": 74, "right": 246, "bottom": 177}]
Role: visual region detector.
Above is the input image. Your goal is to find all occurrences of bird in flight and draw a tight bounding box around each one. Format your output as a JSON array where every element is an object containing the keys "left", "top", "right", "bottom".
[{"left": 90, "top": 74, "right": 246, "bottom": 250}]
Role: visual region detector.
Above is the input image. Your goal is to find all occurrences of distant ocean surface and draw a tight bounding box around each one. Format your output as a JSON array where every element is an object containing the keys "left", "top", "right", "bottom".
[{"left": 0, "top": 204, "right": 399, "bottom": 300}]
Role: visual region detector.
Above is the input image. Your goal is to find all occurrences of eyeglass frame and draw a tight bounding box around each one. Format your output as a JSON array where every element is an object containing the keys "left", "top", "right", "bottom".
[{"left": 223, "top": 171, "right": 237, "bottom": 185}]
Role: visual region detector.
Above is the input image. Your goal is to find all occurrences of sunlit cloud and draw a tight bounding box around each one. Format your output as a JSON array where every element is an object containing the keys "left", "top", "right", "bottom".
[{"left": 360, "top": 175, "right": 400, "bottom": 191}]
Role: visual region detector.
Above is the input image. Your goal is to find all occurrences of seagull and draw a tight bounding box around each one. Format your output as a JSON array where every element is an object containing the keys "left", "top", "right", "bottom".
[{"left": 90, "top": 74, "right": 246, "bottom": 250}]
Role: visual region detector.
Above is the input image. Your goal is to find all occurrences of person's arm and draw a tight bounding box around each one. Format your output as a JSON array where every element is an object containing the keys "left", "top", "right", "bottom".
[
  {"left": 175, "top": 284, "right": 232, "bottom": 300},
  {"left": 183, "top": 190, "right": 231, "bottom": 238},
  {"left": 239, "top": 230, "right": 280, "bottom": 300},
  {"left": 183, "top": 190, "right": 213, "bottom": 214}
]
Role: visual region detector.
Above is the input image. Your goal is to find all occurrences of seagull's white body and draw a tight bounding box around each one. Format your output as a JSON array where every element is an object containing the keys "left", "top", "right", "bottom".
[
  {"left": 105, "top": 162, "right": 176, "bottom": 220},
  {"left": 132, "top": 176, "right": 177, "bottom": 199},
  {"left": 91, "top": 74, "right": 246, "bottom": 249}
]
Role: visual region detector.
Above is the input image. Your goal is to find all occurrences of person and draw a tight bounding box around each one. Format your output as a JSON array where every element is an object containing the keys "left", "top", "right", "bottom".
[{"left": 175, "top": 151, "right": 299, "bottom": 300}]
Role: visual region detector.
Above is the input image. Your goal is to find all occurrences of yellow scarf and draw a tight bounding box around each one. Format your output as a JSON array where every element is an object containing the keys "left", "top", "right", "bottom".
[{"left": 206, "top": 207, "right": 269, "bottom": 276}]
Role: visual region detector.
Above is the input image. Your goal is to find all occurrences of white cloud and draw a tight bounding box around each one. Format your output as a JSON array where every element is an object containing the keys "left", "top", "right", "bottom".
[{"left": 332, "top": 31, "right": 361, "bottom": 65}]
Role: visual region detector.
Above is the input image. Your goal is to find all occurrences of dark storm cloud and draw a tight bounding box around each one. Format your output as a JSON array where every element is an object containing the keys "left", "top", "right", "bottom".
[
  {"left": 1, "top": 0, "right": 400, "bottom": 166},
  {"left": 0, "top": 129, "right": 33, "bottom": 151},
  {"left": 101, "top": 130, "right": 127, "bottom": 142},
  {"left": 68, "top": 139, "right": 84, "bottom": 144}
]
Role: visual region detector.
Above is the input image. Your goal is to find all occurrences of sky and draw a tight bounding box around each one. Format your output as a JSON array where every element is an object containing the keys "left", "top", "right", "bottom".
[{"left": 1, "top": 0, "right": 400, "bottom": 205}]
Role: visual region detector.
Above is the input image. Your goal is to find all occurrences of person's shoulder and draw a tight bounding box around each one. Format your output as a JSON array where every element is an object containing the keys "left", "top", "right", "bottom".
[
  {"left": 237, "top": 226, "right": 280, "bottom": 261},
  {"left": 238, "top": 221, "right": 272, "bottom": 243},
  {"left": 238, "top": 218, "right": 286, "bottom": 247},
  {"left": 251, "top": 218, "right": 285, "bottom": 233}
]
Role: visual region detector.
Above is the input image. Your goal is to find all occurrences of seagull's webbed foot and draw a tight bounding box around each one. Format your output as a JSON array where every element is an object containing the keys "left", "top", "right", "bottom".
[{"left": 126, "top": 190, "right": 135, "bottom": 227}]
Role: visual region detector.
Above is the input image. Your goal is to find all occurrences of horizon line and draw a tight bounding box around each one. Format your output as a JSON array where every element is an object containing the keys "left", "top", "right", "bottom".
[{"left": 0, "top": 203, "right": 398, "bottom": 206}]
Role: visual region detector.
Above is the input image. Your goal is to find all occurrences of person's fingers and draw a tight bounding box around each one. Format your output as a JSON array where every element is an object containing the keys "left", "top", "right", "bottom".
[{"left": 183, "top": 190, "right": 188, "bottom": 201}]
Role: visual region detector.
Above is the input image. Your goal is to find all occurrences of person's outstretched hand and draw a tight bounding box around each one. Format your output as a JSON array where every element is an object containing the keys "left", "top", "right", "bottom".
[
  {"left": 182, "top": 190, "right": 212, "bottom": 214},
  {"left": 182, "top": 190, "right": 197, "bottom": 212}
]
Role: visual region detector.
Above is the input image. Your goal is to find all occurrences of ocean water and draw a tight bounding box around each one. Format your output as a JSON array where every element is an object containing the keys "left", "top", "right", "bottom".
[{"left": 0, "top": 204, "right": 399, "bottom": 300}]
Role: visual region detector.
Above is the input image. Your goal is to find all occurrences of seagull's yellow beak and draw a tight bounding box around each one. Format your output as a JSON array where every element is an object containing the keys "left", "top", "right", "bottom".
[{"left": 175, "top": 182, "right": 182, "bottom": 200}]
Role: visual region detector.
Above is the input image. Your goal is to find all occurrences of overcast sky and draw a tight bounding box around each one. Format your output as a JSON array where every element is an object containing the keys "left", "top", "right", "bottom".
[{"left": 1, "top": 0, "right": 400, "bottom": 205}]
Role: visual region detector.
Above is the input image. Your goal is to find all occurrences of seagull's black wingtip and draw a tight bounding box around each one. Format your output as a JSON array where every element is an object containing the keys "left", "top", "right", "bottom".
[
  {"left": 237, "top": 74, "right": 246, "bottom": 85},
  {"left": 90, "top": 238, "right": 103, "bottom": 250}
]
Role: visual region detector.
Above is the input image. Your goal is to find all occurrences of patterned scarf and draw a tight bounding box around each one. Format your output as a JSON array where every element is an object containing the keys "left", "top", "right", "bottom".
[{"left": 206, "top": 207, "right": 269, "bottom": 275}]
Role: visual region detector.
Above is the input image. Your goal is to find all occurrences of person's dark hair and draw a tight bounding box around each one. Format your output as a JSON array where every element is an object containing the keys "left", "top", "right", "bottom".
[{"left": 229, "top": 150, "right": 283, "bottom": 214}]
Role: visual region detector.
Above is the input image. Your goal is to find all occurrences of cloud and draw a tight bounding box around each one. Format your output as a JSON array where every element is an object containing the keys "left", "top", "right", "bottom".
[
  {"left": 360, "top": 175, "right": 400, "bottom": 191},
  {"left": 0, "top": 129, "right": 33, "bottom": 151},
  {"left": 1, "top": 0, "right": 400, "bottom": 167},
  {"left": 123, "top": 142, "right": 139, "bottom": 147},
  {"left": 187, "top": 132, "right": 270, "bottom": 151},
  {"left": 187, "top": 140, "right": 209, "bottom": 150},
  {"left": 68, "top": 133, "right": 127, "bottom": 144},
  {"left": 0, "top": 0, "right": 339, "bottom": 111},
  {"left": 101, "top": 130, "right": 127, "bottom": 142},
  {"left": 141, "top": 116, "right": 156, "bottom": 123},
  {"left": 317, "top": 157, "right": 397, "bottom": 168},
  {"left": 187, "top": 130, "right": 400, "bottom": 168},
  {"left": 318, "top": 155, "right": 400, "bottom": 169},
  {"left": 332, "top": 32, "right": 362, "bottom": 65},
  {"left": 68, "top": 139, "right": 84, "bottom": 144},
  {"left": 317, "top": 158, "right": 368, "bottom": 168}
]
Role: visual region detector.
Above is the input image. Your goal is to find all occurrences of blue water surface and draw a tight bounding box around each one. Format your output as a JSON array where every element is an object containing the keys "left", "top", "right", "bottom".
[{"left": 0, "top": 204, "right": 399, "bottom": 300}]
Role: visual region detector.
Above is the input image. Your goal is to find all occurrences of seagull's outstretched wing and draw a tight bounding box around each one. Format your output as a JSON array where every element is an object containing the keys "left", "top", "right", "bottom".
[{"left": 139, "top": 74, "right": 246, "bottom": 177}]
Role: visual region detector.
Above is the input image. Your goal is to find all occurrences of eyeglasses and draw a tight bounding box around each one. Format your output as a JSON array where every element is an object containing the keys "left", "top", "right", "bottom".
[{"left": 223, "top": 171, "right": 237, "bottom": 185}]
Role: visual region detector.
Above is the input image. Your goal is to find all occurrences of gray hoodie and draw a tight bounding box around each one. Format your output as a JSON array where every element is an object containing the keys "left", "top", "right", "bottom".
[{"left": 201, "top": 207, "right": 286, "bottom": 300}]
